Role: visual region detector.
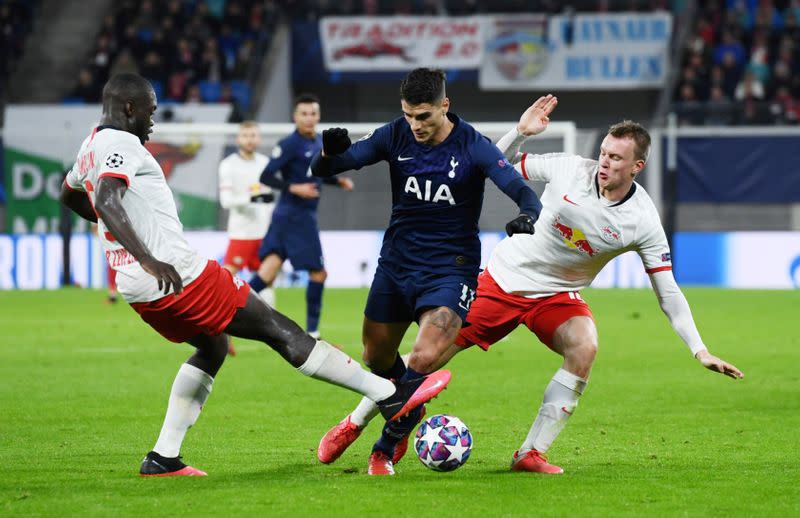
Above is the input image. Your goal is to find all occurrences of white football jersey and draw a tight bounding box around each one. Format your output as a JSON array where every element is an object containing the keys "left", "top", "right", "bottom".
[
  {"left": 65, "top": 127, "right": 206, "bottom": 303},
  {"left": 218, "top": 152, "right": 273, "bottom": 240},
  {"left": 488, "top": 152, "right": 672, "bottom": 297}
]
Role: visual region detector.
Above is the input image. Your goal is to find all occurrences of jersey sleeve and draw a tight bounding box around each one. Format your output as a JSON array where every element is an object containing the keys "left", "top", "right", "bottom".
[
  {"left": 516, "top": 153, "right": 587, "bottom": 184},
  {"left": 636, "top": 206, "right": 673, "bottom": 274},
  {"left": 328, "top": 124, "right": 391, "bottom": 172},
  {"left": 218, "top": 158, "right": 251, "bottom": 209},
  {"left": 263, "top": 138, "right": 293, "bottom": 177},
  {"left": 96, "top": 133, "right": 145, "bottom": 187},
  {"left": 64, "top": 164, "right": 86, "bottom": 192},
  {"left": 474, "top": 137, "right": 543, "bottom": 219}
]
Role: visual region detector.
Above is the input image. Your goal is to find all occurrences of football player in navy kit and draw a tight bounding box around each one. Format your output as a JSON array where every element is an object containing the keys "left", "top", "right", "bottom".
[
  {"left": 311, "top": 68, "right": 543, "bottom": 474},
  {"left": 249, "top": 93, "right": 354, "bottom": 338}
]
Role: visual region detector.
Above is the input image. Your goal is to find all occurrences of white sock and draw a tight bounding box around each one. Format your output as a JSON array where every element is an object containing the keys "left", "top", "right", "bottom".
[
  {"left": 349, "top": 353, "right": 408, "bottom": 427},
  {"left": 520, "top": 368, "right": 587, "bottom": 454},
  {"left": 350, "top": 397, "right": 380, "bottom": 427},
  {"left": 297, "top": 340, "right": 395, "bottom": 402},
  {"left": 259, "top": 287, "right": 276, "bottom": 307},
  {"left": 153, "top": 363, "right": 214, "bottom": 458}
]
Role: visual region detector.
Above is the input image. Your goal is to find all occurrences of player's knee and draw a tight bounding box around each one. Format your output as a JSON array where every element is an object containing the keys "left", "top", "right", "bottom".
[
  {"left": 362, "top": 346, "right": 394, "bottom": 373},
  {"left": 309, "top": 269, "right": 327, "bottom": 283},
  {"left": 565, "top": 339, "right": 597, "bottom": 372}
]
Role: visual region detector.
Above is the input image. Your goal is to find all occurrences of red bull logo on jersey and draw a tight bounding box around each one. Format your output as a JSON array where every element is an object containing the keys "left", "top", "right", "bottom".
[
  {"left": 144, "top": 141, "right": 200, "bottom": 178},
  {"left": 552, "top": 215, "right": 597, "bottom": 256}
]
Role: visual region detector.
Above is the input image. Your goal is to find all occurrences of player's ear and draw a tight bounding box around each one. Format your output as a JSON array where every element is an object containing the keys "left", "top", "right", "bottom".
[
  {"left": 632, "top": 159, "right": 646, "bottom": 177},
  {"left": 441, "top": 97, "right": 450, "bottom": 113},
  {"left": 125, "top": 100, "right": 135, "bottom": 118}
]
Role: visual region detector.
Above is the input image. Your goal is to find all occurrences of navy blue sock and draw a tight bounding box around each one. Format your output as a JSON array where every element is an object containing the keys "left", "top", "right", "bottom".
[
  {"left": 249, "top": 274, "right": 267, "bottom": 293},
  {"left": 306, "top": 280, "right": 324, "bottom": 333},
  {"left": 372, "top": 365, "right": 427, "bottom": 456},
  {"left": 399, "top": 366, "right": 425, "bottom": 382},
  {"left": 374, "top": 353, "right": 407, "bottom": 380},
  {"left": 373, "top": 405, "right": 423, "bottom": 456}
]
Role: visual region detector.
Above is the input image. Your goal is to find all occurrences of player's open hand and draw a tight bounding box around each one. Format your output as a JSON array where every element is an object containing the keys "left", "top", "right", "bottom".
[
  {"left": 517, "top": 94, "right": 558, "bottom": 137},
  {"left": 695, "top": 350, "right": 744, "bottom": 379},
  {"left": 140, "top": 256, "right": 184, "bottom": 296},
  {"left": 338, "top": 177, "right": 355, "bottom": 191},
  {"left": 322, "top": 128, "right": 351, "bottom": 156},
  {"left": 289, "top": 182, "right": 320, "bottom": 199}
]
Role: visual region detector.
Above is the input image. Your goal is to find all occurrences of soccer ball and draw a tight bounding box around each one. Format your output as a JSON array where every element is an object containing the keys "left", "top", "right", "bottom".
[{"left": 414, "top": 414, "right": 473, "bottom": 472}]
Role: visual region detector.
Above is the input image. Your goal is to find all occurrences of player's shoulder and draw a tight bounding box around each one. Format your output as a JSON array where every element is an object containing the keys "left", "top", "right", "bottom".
[
  {"left": 220, "top": 152, "right": 239, "bottom": 165},
  {"left": 94, "top": 127, "right": 142, "bottom": 149},
  {"left": 631, "top": 181, "right": 660, "bottom": 216},
  {"left": 253, "top": 151, "right": 269, "bottom": 164}
]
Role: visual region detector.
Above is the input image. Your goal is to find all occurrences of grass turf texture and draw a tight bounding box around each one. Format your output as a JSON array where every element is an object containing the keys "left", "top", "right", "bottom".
[{"left": 0, "top": 287, "right": 798, "bottom": 517}]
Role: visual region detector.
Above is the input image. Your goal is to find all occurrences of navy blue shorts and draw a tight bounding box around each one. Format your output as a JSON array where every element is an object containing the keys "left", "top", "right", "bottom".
[
  {"left": 364, "top": 262, "right": 477, "bottom": 324},
  {"left": 258, "top": 215, "right": 324, "bottom": 271}
]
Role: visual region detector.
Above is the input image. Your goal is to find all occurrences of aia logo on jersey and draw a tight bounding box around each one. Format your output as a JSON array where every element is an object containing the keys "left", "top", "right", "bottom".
[
  {"left": 105, "top": 153, "right": 124, "bottom": 168},
  {"left": 601, "top": 225, "right": 622, "bottom": 243},
  {"left": 404, "top": 177, "right": 456, "bottom": 205}
]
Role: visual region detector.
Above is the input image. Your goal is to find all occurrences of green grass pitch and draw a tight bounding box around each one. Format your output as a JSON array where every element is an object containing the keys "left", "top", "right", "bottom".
[{"left": 1, "top": 287, "right": 798, "bottom": 516}]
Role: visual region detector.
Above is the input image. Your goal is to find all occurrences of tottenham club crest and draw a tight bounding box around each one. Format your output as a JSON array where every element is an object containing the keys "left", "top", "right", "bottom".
[{"left": 105, "top": 153, "right": 124, "bottom": 168}]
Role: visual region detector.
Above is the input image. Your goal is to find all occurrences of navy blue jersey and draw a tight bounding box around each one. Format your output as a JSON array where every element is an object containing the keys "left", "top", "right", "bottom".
[
  {"left": 261, "top": 130, "right": 323, "bottom": 217},
  {"left": 317, "top": 114, "right": 540, "bottom": 276}
]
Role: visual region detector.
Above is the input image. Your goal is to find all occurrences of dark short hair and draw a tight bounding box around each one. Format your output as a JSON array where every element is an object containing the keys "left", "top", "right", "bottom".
[
  {"left": 607, "top": 120, "right": 651, "bottom": 161},
  {"left": 293, "top": 93, "right": 320, "bottom": 109},
  {"left": 102, "top": 73, "right": 153, "bottom": 103},
  {"left": 400, "top": 68, "right": 446, "bottom": 105}
]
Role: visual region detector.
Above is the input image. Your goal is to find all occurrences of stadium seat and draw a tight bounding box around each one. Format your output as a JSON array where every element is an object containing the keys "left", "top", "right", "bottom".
[
  {"left": 228, "top": 80, "right": 251, "bottom": 110},
  {"left": 199, "top": 81, "right": 223, "bottom": 103},
  {"left": 148, "top": 80, "right": 164, "bottom": 101}
]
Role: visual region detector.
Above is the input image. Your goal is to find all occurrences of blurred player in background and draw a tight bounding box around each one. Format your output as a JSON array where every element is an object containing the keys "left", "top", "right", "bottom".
[
  {"left": 311, "top": 68, "right": 543, "bottom": 475},
  {"left": 59, "top": 73, "right": 451, "bottom": 478},
  {"left": 218, "top": 121, "right": 275, "bottom": 355},
  {"left": 249, "top": 93, "right": 354, "bottom": 339},
  {"left": 317, "top": 94, "right": 743, "bottom": 475}
]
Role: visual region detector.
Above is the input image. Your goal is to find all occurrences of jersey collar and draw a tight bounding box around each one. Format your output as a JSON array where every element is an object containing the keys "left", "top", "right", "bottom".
[{"left": 594, "top": 172, "right": 637, "bottom": 207}]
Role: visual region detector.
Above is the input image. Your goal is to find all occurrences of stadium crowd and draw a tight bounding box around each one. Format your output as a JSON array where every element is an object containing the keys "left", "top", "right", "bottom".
[
  {"left": 0, "top": 0, "right": 36, "bottom": 82},
  {"left": 68, "top": 0, "right": 279, "bottom": 109},
  {"left": 280, "top": 0, "right": 667, "bottom": 17},
  {"left": 674, "top": 0, "right": 800, "bottom": 125}
]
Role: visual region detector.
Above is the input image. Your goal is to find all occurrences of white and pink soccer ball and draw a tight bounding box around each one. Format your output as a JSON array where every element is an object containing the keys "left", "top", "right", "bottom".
[{"left": 414, "top": 414, "right": 473, "bottom": 472}]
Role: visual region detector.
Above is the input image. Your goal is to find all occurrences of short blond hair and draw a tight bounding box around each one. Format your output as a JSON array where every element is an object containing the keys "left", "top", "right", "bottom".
[
  {"left": 239, "top": 120, "right": 259, "bottom": 130},
  {"left": 608, "top": 120, "right": 651, "bottom": 161}
]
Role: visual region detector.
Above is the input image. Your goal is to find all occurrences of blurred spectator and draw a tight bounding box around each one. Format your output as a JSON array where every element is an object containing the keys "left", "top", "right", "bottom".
[
  {"left": 70, "top": 68, "right": 102, "bottom": 103},
  {"left": 769, "top": 86, "right": 800, "bottom": 124},
  {"left": 185, "top": 84, "right": 202, "bottom": 104},
  {"left": 706, "top": 86, "right": 735, "bottom": 125},
  {"left": 734, "top": 69, "right": 765, "bottom": 101},
  {"left": 110, "top": 49, "right": 140, "bottom": 78},
  {"left": 140, "top": 51, "right": 168, "bottom": 86},
  {"left": 714, "top": 30, "right": 746, "bottom": 68}
]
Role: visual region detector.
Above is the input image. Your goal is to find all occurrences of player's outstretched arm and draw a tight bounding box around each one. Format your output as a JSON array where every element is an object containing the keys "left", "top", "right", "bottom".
[
  {"left": 695, "top": 350, "right": 744, "bottom": 379},
  {"left": 59, "top": 181, "right": 98, "bottom": 223},
  {"left": 496, "top": 94, "right": 558, "bottom": 164},
  {"left": 95, "top": 176, "right": 183, "bottom": 295},
  {"left": 649, "top": 270, "right": 743, "bottom": 380}
]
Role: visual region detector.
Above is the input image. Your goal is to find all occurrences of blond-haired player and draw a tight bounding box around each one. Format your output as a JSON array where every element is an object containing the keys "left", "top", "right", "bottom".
[
  {"left": 316, "top": 95, "right": 743, "bottom": 475},
  {"left": 218, "top": 121, "right": 276, "bottom": 306}
]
